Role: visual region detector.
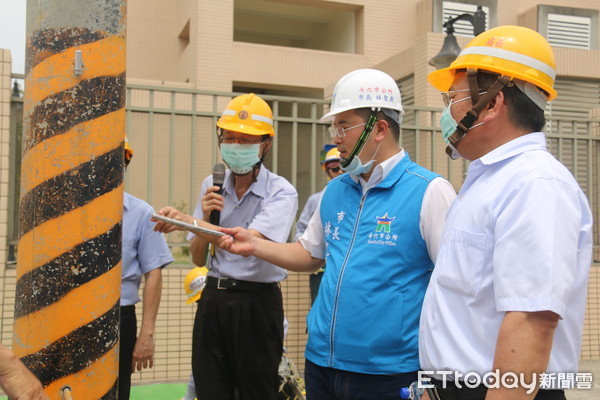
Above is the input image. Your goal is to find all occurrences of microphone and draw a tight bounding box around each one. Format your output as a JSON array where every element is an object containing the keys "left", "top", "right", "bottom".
[{"left": 209, "top": 163, "right": 226, "bottom": 225}]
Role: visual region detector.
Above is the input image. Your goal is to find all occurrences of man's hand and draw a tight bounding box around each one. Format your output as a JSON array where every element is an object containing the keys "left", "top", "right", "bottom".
[
  {"left": 201, "top": 186, "right": 224, "bottom": 222},
  {"left": 218, "top": 227, "right": 258, "bottom": 257},
  {"left": 0, "top": 344, "right": 49, "bottom": 399},
  {"left": 132, "top": 332, "right": 155, "bottom": 372},
  {"left": 219, "top": 228, "right": 324, "bottom": 273},
  {"left": 153, "top": 206, "right": 193, "bottom": 233}
]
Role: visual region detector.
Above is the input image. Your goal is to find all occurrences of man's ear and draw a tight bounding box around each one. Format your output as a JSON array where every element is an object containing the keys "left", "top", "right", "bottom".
[
  {"left": 482, "top": 90, "right": 505, "bottom": 121},
  {"left": 374, "top": 119, "right": 389, "bottom": 141},
  {"left": 261, "top": 138, "right": 273, "bottom": 156}
]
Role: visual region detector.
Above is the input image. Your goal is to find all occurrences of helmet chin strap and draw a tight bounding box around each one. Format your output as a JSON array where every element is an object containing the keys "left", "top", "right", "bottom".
[
  {"left": 341, "top": 113, "right": 378, "bottom": 168},
  {"left": 445, "top": 69, "right": 511, "bottom": 157}
]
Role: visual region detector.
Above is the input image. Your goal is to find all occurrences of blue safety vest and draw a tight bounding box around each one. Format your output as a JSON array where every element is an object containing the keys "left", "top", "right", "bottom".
[{"left": 305, "top": 154, "right": 439, "bottom": 374}]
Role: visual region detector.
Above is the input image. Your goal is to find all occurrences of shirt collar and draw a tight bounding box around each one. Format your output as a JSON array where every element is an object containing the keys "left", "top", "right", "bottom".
[
  {"left": 478, "top": 132, "right": 547, "bottom": 166},
  {"left": 123, "top": 192, "right": 131, "bottom": 211},
  {"left": 224, "top": 164, "right": 268, "bottom": 199},
  {"left": 349, "top": 149, "right": 405, "bottom": 190}
]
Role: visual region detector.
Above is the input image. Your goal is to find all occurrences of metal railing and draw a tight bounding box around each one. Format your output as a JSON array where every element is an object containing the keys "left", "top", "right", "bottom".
[{"left": 3, "top": 80, "right": 600, "bottom": 385}]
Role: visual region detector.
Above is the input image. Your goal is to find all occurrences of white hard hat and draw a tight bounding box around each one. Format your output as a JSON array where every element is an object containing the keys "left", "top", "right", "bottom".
[{"left": 320, "top": 69, "right": 404, "bottom": 124}]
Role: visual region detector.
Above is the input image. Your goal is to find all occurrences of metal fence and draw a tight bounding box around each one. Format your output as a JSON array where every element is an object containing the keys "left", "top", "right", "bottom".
[{"left": 3, "top": 81, "right": 600, "bottom": 386}]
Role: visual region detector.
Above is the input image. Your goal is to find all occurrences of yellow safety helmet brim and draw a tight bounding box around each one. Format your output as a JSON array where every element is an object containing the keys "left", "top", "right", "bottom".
[
  {"left": 428, "top": 25, "right": 557, "bottom": 101},
  {"left": 186, "top": 293, "right": 201, "bottom": 304},
  {"left": 321, "top": 147, "right": 341, "bottom": 169},
  {"left": 217, "top": 120, "right": 274, "bottom": 136}
]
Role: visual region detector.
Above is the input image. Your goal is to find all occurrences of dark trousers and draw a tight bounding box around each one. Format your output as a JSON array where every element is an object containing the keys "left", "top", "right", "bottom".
[
  {"left": 192, "top": 284, "right": 284, "bottom": 400},
  {"left": 305, "top": 359, "right": 418, "bottom": 400},
  {"left": 427, "top": 388, "right": 565, "bottom": 400},
  {"left": 118, "top": 305, "right": 137, "bottom": 400},
  {"left": 427, "top": 379, "right": 566, "bottom": 400}
]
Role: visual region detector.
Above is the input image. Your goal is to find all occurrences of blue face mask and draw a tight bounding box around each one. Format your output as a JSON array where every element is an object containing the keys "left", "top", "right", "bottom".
[
  {"left": 220, "top": 143, "right": 261, "bottom": 174},
  {"left": 341, "top": 156, "right": 375, "bottom": 176},
  {"left": 440, "top": 96, "right": 474, "bottom": 144},
  {"left": 439, "top": 97, "right": 486, "bottom": 159},
  {"left": 341, "top": 141, "right": 381, "bottom": 177},
  {"left": 440, "top": 103, "right": 459, "bottom": 145}
]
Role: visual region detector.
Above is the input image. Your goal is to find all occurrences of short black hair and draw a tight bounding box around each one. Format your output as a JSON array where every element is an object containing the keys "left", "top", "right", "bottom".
[
  {"left": 476, "top": 72, "right": 546, "bottom": 132},
  {"left": 355, "top": 108, "right": 400, "bottom": 141}
]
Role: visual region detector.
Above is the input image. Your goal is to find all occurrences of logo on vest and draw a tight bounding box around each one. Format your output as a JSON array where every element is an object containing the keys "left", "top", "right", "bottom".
[{"left": 367, "top": 212, "right": 398, "bottom": 247}]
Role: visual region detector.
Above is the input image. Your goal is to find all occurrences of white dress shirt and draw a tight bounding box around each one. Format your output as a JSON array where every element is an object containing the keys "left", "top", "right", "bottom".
[{"left": 419, "top": 132, "right": 593, "bottom": 379}]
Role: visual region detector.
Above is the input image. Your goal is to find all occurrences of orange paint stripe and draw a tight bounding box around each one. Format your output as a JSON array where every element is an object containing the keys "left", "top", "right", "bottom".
[
  {"left": 20, "top": 110, "right": 124, "bottom": 194},
  {"left": 43, "top": 344, "right": 118, "bottom": 400},
  {"left": 17, "top": 186, "right": 124, "bottom": 278},
  {"left": 13, "top": 264, "right": 121, "bottom": 356},
  {"left": 25, "top": 36, "right": 125, "bottom": 105}
]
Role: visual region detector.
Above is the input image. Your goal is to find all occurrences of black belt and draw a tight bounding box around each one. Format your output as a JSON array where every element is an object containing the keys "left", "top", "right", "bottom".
[
  {"left": 427, "top": 378, "right": 487, "bottom": 400},
  {"left": 206, "top": 276, "right": 278, "bottom": 292},
  {"left": 427, "top": 378, "right": 565, "bottom": 400}
]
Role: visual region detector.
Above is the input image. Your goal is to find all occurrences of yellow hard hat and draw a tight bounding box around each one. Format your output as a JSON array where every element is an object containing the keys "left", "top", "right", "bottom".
[
  {"left": 428, "top": 25, "right": 557, "bottom": 100},
  {"left": 124, "top": 137, "right": 133, "bottom": 166},
  {"left": 217, "top": 93, "right": 275, "bottom": 136},
  {"left": 183, "top": 266, "right": 209, "bottom": 304},
  {"left": 321, "top": 145, "right": 341, "bottom": 169}
]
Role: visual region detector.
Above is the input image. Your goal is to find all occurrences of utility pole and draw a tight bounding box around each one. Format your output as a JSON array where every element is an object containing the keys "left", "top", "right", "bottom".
[{"left": 14, "top": 1, "right": 127, "bottom": 399}]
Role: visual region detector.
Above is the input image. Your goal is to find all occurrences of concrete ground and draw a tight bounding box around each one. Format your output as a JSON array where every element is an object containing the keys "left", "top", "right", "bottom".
[{"left": 565, "top": 360, "right": 600, "bottom": 399}]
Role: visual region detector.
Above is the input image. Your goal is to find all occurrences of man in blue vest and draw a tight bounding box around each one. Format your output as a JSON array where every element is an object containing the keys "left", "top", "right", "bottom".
[{"left": 217, "top": 69, "right": 457, "bottom": 400}]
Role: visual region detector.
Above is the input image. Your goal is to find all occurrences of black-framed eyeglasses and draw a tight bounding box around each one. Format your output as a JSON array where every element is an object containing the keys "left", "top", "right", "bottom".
[{"left": 327, "top": 167, "right": 341, "bottom": 173}]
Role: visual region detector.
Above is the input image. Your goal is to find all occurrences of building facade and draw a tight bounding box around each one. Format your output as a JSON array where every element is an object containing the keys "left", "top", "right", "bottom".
[{"left": 1, "top": 0, "right": 600, "bottom": 390}]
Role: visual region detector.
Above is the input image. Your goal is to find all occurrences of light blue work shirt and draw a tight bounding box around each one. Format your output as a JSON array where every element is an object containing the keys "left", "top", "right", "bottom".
[
  {"left": 294, "top": 190, "right": 323, "bottom": 241},
  {"left": 122, "top": 192, "right": 174, "bottom": 306},
  {"left": 189, "top": 165, "right": 298, "bottom": 283}
]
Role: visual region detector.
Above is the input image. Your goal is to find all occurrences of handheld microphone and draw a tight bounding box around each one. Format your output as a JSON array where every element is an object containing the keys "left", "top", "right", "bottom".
[{"left": 209, "top": 163, "right": 226, "bottom": 225}]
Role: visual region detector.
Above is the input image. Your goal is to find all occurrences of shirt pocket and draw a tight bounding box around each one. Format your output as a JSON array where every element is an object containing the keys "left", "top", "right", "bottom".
[{"left": 436, "top": 229, "right": 486, "bottom": 298}]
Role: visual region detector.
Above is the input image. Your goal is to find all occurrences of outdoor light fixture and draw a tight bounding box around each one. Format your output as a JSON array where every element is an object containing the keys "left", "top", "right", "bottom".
[{"left": 429, "top": 6, "right": 487, "bottom": 69}]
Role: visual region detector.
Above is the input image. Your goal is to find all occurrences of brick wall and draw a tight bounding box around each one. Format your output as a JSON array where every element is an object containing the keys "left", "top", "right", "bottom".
[{"left": 0, "top": 49, "right": 11, "bottom": 274}]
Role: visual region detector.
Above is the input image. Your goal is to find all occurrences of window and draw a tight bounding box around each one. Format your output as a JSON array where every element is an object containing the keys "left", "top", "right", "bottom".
[
  {"left": 433, "top": 0, "right": 497, "bottom": 36},
  {"left": 548, "top": 13, "right": 591, "bottom": 50},
  {"left": 537, "top": 5, "right": 598, "bottom": 50},
  {"left": 443, "top": 1, "right": 489, "bottom": 37},
  {"left": 233, "top": 0, "right": 361, "bottom": 54}
]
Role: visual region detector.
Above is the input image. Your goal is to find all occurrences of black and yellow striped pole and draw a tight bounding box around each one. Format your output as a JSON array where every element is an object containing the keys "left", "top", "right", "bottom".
[{"left": 13, "top": 1, "right": 126, "bottom": 399}]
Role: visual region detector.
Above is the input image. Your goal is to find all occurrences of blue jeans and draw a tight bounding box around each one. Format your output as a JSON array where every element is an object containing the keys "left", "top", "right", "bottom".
[{"left": 305, "top": 359, "right": 417, "bottom": 400}]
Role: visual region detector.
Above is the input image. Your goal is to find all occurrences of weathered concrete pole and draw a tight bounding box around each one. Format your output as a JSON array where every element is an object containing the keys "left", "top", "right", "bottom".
[{"left": 13, "top": 1, "right": 127, "bottom": 399}]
